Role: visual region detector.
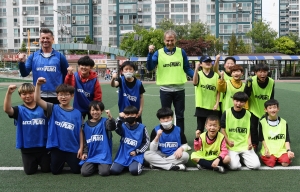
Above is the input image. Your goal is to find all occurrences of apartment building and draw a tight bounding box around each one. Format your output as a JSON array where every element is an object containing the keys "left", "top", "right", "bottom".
[
  {"left": 0, "top": 0, "right": 263, "bottom": 53},
  {"left": 279, "top": 0, "right": 299, "bottom": 36}
]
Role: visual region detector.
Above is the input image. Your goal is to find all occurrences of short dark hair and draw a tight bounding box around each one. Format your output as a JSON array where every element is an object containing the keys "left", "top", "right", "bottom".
[
  {"left": 254, "top": 63, "right": 269, "bottom": 72},
  {"left": 89, "top": 101, "right": 105, "bottom": 111},
  {"left": 123, "top": 106, "right": 139, "bottom": 115},
  {"left": 120, "top": 61, "right": 136, "bottom": 71},
  {"left": 78, "top": 56, "right": 95, "bottom": 67},
  {"left": 56, "top": 84, "right": 74, "bottom": 94},
  {"left": 224, "top": 57, "right": 236, "bottom": 64},
  {"left": 264, "top": 99, "right": 279, "bottom": 108},
  {"left": 18, "top": 83, "right": 35, "bottom": 95},
  {"left": 205, "top": 115, "right": 220, "bottom": 125},
  {"left": 233, "top": 92, "right": 248, "bottom": 102},
  {"left": 40, "top": 28, "right": 53, "bottom": 36},
  {"left": 156, "top": 107, "right": 174, "bottom": 119},
  {"left": 229, "top": 65, "right": 243, "bottom": 74}
]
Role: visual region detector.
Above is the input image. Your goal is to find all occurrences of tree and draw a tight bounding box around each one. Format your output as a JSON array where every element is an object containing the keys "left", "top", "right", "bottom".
[
  {"left": 227, "top": 32, "right": 238, "bottom": 56},
  {"left": 158, "top": 19, "right": 210, "bottom": 40},
  {"left": 246, "top": 20, "right": 278, "bottom": 53},
  {"left": 274, "top": 36, "right": 295, "bottom": 55},
  {"left": 83, "top": 35, "right": 98, "bottom": 54},
  {"left": 120, "top": 26, "right": 165, "bottom": 57},
  {"left": 176, "top": 38, "right": 210, "bottom": 56},
  {"left": 287, "top": 32, "right": 300, "bottom": 54},
  {"left": 236, "top": 39, "right": 252, "bottom": 54},
  {"left": 19, "top": 41, "right": 27, "bottom": 53},
  {"left": 205, "top": 35, "right": 224, "bottom": 56}
]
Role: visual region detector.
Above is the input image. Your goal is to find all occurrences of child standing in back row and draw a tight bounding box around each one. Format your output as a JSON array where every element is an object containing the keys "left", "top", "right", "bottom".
[
  {"left": 3, "top": 83, "right": 50, "bottom": 175},
  {"left": 259, "top": 99, "right": 294, "bottom": 167},
  {"left": 65, "top": 55, "right": 102, "bottom": 120},
  {"left": 111, "top": 61, "right": 145, "bottom": 123},
  {"left": 35, "top": 77, "right": 83, "bottom": 175},
  {"left": 244, "top": 64, "right": 275, "bottom": 150},
  {"left": 193, "top": 55, "right": 220, "bottom": 133}
]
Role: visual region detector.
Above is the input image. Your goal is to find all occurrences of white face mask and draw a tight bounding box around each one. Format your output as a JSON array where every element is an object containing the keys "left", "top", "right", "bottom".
[
  {"left": 124, "top": 72, "right": 133, "bottom": 79},
  {"left": 161, "top": 121, "right": 173, "bottom": 130}
]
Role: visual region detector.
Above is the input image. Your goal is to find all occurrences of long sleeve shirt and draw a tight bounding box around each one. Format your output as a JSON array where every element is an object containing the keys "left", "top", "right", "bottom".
[
  {"left": 194, "top": 132, "right": 228, "bottom": 160},
  {"left": 64, "top": 70, "right": 102, "bottom": 101}
]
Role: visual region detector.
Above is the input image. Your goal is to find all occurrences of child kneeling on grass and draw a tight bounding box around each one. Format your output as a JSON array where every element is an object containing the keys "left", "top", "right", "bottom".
[
  {"left": 3, "top": 83, "right": 50, "bottom": 175},
  {"left": 110, "top": 106, "right": 149, "bottom": 176},
  {"left": 35, "top": 77, "right": 83, "bottom": 175},
  {"left": 80, "top": 101, "right": 116, "bottom": 177},
  {"left": 144, "top": 107, "right": 189, "bottom": 171},
  {"left": 259, "top": 99, "right": 295, "bottom": 167},
  {"left": 191, "top": 115, "right": 230, "bottom": 173}
]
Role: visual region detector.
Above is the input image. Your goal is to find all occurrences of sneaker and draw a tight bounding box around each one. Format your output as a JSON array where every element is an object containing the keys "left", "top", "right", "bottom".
[
  {"left": 182, "top": 143, "right": 192, "bottom": 151},
  {"left": 170, "top": 164, "right": 186, "bottom": 171},
  {"left": 149, "top": 164, "right": 159, "bottom": 169},
  {"left": 196, "top": 164, "right": 204, "bottom": 170},
  {"left": 213, "top": 166, "right": 225, "bottom": 174}
]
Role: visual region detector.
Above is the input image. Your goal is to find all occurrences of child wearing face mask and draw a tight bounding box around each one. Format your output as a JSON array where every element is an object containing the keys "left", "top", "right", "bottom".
[
  {"left": 111, "top": 61, "right": 145, "bottom": 123},
  {"left": 110, "top": 106, "right": 149, "bottom": 176},
  {"left": 144, "top": 107, "right": 189, "bottom": 171}
]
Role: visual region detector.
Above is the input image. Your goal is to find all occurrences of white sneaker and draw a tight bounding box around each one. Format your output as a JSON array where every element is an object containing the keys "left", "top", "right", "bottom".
[
  {"left": 213, "top": 166, "right": 225, "bottom": 173},
  {"left": 177, "top": 164, "right": 186, "bottom": 171},
  {"left": 181, "top": 143, "right": 192, "bottom": 151},
  {"left": 187, "top": 145, "right": 192, "bottom": 151}
]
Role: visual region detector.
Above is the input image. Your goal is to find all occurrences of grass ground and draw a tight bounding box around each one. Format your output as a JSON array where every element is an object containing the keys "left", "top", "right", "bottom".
[{"left": 0, "top": 81, "right": 300, "bottom": 191}]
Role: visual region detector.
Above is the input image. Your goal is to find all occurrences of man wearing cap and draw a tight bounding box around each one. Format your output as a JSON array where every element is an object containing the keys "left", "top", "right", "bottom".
[
  {"left": 193, "top": 55, "right": 220, "bottom": 133},
  {"left": 146, "top": 29, "right": 194, "bottom": 150}
]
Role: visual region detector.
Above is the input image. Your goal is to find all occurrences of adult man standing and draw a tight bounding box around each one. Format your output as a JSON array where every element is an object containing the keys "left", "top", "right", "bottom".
[
  {"left": 18, "top": 28, "right": 69, "bottom": 104},
  {"left": 146, "top": 30, "right": 194, "bottom": 149}
]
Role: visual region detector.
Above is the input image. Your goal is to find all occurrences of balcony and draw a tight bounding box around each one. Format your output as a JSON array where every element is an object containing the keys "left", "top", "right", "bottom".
[
  {"left": 119, "top": 20, "right": 136, "bottom": 24},
  {"left": 93, "top": 21, "right": 102, "bottom": 25},
  {"left": 143, "top": 18, "right": 151, "bottom": 24},
  {"left": 22, "top": 0, "right": 38, "bottom": 4},
  {"left": 0, "top": 33, "right": 7, "bottom": 37},
  {"left": 14, "top": 22, "right": 20, "bottom": 27},
  {"left": 13, "top": 12, "right": 19, "bottom": 16},
  {"left": 72, "top": 31, "right": 89, "bottom": 36},
  {"left": 0, "top": 43, "right": 7, "bottom": 48},
  {"left": 109, "top": 31, "right": 117, "bottom": 35},
  {"left": 14, "top": 43, "right": 21, "bottom": 47},
  {"left": 172, "top": 19, "right": 188, "bottom": 24},
  {"left": 72, "top": 9, "right": 89, "bottom": 14},
  {"left": 74, "top": 20, "right": 89, "bottom": 25},
  {"left": 171, "top": 8, "right": 188, "bottom": 12},
  {"left": 14, "top": 33, "right": 20, "bottom": 37},
  {"left": 44, "top": 20, "right": 54, "bottom": 25},
  {"left": 23, "top": 21, "right": 39, "bottom": 26},
  {"left": 23, "top": 11, "right": 39, "bottom": 15},
  {"left": 220, "top": 18, "right": 236, "bottom": 23},
  {"left": 0, "top": 23, "right": 7, "bottom": 27},
  {"left": 237, "top": 18, "right": 251, "bottom": 22},
  {"left": 0, "top": 2, "right": 6, "bottom": 6},
  {"left": 119, "top": 9, "right": 137, "bottom": 14},
  {"left": 219, "top": 29, "right": 236, "bottom": 34},
  {"left": 40, "top": 10, "right": 54, "bottom": 14},
  {"left": 94, "top": 31, "right": 102, "bottom": 35},
  {"left": 0, "top": 12, "right": 6, "bottom": 16},
  {"left": 156, "top": 8, "right": 169, "bottom": 12}
]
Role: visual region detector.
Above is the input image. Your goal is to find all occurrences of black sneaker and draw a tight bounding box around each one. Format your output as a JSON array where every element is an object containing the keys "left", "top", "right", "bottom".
[{"left": 170, "top": 165, "right": 180, "bottom": 171}]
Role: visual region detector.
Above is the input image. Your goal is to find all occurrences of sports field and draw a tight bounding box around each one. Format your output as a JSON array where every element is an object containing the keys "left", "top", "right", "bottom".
[{"left": 0, "top": 81, "right": 299, "bottom": 192}]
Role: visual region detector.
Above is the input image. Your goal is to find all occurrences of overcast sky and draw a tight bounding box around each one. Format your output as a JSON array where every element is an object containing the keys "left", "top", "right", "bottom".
[{"left": 262, "top": 0, "right": 279, "bottom": 34}]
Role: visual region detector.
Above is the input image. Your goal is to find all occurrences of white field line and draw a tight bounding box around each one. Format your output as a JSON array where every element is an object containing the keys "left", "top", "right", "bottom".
[{"left": 1, "top": 166, "right": 300, "bottom": 171}]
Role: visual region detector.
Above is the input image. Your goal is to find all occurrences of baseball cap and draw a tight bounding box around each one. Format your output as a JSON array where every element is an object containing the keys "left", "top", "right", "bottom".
[{"left": 200, "top": 55, "right": 212, "bottom": 63}]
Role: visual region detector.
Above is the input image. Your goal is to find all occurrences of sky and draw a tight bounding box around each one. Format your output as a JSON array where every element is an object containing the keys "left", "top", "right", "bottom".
[{"left": 262, "top": 0, "right": 279, "bottom": 34}]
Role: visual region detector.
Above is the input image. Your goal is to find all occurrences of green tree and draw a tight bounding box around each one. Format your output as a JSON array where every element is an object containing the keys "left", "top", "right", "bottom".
[
  {"left": 274, "top": 36, "right": 295, "bottom": 55},
  {"left": 158, "top": 19, "right": 210, "bottom": 40},
  {"left": 237, "top": 39, "right": 252, "bottom": 54},
  {"left": 19, "top": 41, "right": 27, "bottom": 53},
  {"left": 287, "top": 32, "right": 300, "bottom": 54},
  {"left": 246, "top": 20, "right": 278, "bottom": 53},
  {"left": 205, "top": 34, "right": 224, "bottom": 56},
  {"left": 120, "top": 26, "right": 165, "bottom": 57},
  {"left": 227, "top": 32, "right": 238, "bottom": 56},
  {"left": 83, "top": 35, "right": 98, "bottom": 54}
]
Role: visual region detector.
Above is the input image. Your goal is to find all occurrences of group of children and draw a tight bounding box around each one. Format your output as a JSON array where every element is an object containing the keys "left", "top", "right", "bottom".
[{"left": 3, "top": 55, "right": 295, "bottom": 176}]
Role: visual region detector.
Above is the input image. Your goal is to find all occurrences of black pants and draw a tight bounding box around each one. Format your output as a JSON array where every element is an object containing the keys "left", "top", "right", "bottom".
[
  {"left": 198, "top": 158, "right": 225, "bottom": 170},
  {"left": 196, "top": 116, "right": 207, "bottom": 133},
  {"left": 21, "top": 150, "right": 51, "bottom": 175},
  {"left": 81, "top": 162, "right": 110, "bottom": 177},
  {"left": 250, "top": 113, "right": 259, "bottom": 146},
  {"left": 50, "top": 148, "right": 81, "bottom": 175}
]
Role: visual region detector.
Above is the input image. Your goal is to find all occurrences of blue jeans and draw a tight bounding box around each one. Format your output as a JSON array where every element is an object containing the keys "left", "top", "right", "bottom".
[
  {"left": 160, "top": 89, "right": 185, "bottom": 133},
  {"left": 110, "top": 161, "right": 142, "bottom": 176}
]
